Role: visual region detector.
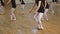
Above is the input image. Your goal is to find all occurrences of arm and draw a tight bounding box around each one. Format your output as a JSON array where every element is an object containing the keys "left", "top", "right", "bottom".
[
  {"left": 29, "top": 3, "right": 36, "bottom": 13},
  {"left": 44, "top": 0, "right": 47, "bottom": 9},
  {"left": 29, "top": 0, "right": 37, "bottom": 13},
  {"left": 7, "top": 0, "right": 11, "bottom": 5},
  {"left": 34, "top": 1, "right": 41, "bottom": 17},
  {"left": 35, "top": 1, "right": 41, "bottom": 12}
]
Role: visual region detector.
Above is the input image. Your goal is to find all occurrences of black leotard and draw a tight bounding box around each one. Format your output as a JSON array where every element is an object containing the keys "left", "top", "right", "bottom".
[
  {"left": 0, "top": 0, "right": 5, "bottom": 6},
  {"left": 46, "top": 3, "right": 49, "bottom": 9},
  {"left": 52, "top": 0, "right": 56, "bottom": 2},
  {"left": 20, "top": 0, "right": 25, "bottom": 4},
  {"left": 36, "top": 0, "right": 45, "bottom": 13},
  {"left": 11, "top": 0, "right": 16, "bottom": 8}
]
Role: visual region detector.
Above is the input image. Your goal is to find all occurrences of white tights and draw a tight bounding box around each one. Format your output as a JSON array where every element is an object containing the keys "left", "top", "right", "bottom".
[
  {"left": 34, "top": 12, "right": 43, "bottom": 29},
  {"left": 44, "top": 9, "right": 49, "bottom": 21},
  {"left": 10, "top": 8, "right": 16, "bottom": 20}
]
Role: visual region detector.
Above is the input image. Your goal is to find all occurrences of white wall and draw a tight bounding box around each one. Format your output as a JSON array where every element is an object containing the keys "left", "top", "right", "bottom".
[
  {"left": 24, "top": 0, "right": 35, "bottom": 3},
  {"left": 15, "top": 0, "right": 20, "bottom": 4},
  {"left": 15, "top": 0, "right": 35, "bottom": 4},
  {"left": 15, "top": 0, "right": 60, "bottom": 4}
]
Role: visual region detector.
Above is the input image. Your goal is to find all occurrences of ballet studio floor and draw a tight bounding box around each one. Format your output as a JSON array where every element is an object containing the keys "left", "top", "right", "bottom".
[{"left": 0, "top": 2, "right": 60, "bottom": 34}]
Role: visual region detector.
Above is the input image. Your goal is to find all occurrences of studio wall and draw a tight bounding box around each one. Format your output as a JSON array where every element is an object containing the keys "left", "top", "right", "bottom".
[{"left": 16, "top": 0, "right": 60, "bottom": 4}]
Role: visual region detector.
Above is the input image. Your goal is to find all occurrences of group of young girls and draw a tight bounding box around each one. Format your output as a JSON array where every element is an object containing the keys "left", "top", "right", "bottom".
[{"left": 0, "top": 0, "right": 58, "bottom": 30}]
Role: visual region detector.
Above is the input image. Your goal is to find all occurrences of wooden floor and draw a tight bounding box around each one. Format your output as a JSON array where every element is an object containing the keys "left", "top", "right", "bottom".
[{"left": 0, "top": 2, "right": 60, "bottom": 34}]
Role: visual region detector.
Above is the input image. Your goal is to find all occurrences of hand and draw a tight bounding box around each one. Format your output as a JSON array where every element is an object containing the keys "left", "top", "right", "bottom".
[
  {"left": 29, "top": 9, "right": 32, "bottom": 13},
  {"left": 34, "top": 11, "right": 37, "bottom": 15},
  {"left": 34, "top": 11, "right": 37, "bottom": 18}
]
